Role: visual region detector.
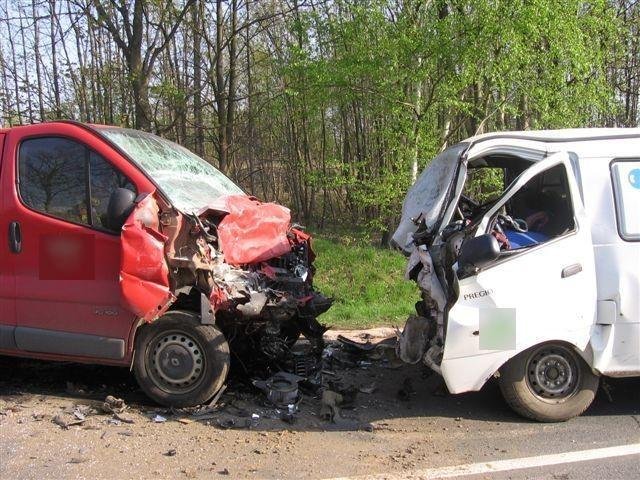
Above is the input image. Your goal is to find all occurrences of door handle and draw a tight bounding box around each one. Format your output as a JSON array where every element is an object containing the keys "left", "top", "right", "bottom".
[
  {"left": 9, "top": 221, "right": 21, "bottom": 253},
  {"left": 561, "top": 263, "right": 582, "bottom": 278}
]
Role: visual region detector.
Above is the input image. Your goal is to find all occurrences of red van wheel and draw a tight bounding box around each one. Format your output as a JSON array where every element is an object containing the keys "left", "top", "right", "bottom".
[
  {"left": 146, "top": 329, "right": 206, "bottom": 394},
  {"left": 133, "top": 311, "right": 229, "bottom": 407}
]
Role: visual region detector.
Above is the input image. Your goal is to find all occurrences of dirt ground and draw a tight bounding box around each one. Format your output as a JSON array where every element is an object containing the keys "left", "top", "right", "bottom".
[{"left": 1, "top": 330, "right": 639, "bottom": 480}]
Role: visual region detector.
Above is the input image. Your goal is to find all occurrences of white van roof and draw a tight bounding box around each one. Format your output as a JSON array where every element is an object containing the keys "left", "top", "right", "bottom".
[
  {"left": 463, "top": 128, "right": 640, "bottom": 160},
  {"left": 465, "top": 128, "right": 640, "bottom": 144}
]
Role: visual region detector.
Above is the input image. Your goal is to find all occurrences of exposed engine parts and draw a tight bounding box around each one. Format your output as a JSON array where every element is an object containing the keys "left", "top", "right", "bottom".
[{"left": 155, "top": 197, "right": 332, "bottom": 366}]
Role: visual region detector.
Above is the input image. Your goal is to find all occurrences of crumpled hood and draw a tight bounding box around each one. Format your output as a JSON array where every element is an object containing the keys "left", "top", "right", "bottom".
[{"left": 214, "top": 195, "right": 293, "bottom": 266}]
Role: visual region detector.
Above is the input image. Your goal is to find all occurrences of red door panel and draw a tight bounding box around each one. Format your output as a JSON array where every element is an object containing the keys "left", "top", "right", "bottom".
[
  {"left": 2, "top": 123, "right": 155, "bottom": 363},
  {"left": 0, "top": 132, "right": 17, "bottom": 351}
]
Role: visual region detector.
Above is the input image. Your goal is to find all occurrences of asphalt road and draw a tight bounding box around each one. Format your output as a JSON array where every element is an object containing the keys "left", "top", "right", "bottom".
[
  {"left": 458, "top": 454, "right": 640, "bottom": 480},
  {"left": 0, "top": 343, "right": 639, "bottom": 480}
]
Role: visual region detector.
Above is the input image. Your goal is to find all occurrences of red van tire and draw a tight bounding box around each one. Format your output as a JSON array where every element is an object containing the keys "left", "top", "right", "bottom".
[
  {"left": 499, "top": 342, "right": 599, "bottom": 422},
  {"left": 133, "top": 311, "right": 230, "bottom": 407}
]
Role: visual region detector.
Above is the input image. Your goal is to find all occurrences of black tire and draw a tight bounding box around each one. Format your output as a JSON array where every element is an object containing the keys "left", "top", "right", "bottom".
[
  {"left": 499, "top": 342, "right": 599, "bottom": 422},
  {"left": 133, "top": 310, "right": 230, "bottom": 407}
]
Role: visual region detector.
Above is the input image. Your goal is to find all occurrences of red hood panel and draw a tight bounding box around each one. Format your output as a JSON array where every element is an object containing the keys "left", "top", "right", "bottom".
[
  {"left": 216, "top": 195, "right": 293, "bottom": 266},
  {"left": 120, "top": 194, "right": 175, "bottom": 321}
]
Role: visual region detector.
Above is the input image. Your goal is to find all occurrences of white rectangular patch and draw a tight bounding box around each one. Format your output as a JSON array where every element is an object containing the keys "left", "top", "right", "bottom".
[{"left": 479, "top": 308, "right": 516, "bottom": 350}]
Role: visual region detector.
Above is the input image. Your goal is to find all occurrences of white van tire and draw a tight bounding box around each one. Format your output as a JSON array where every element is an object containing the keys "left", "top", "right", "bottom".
[
  {"left": 133, "top": 311, "right": 230, "bottom": 407},
  {"left": 499, "top": 343, "right": 599, "bottom": 422}
]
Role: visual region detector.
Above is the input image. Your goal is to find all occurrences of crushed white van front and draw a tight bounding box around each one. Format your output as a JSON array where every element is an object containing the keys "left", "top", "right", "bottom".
[{"left": 393, "top": 135, "right": 598, "bottom": 396}]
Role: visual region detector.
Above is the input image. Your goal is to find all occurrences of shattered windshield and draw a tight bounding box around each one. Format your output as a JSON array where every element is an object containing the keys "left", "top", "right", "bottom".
[
  {"left": 392, "top": 143, "right": 468, "bottom": 252},
  {"left": 98, "top": 127, "right": 244, "bottom": 213}
]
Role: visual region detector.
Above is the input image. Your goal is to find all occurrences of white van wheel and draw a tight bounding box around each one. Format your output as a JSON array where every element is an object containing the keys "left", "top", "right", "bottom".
[{"left": 499, "top": 343, "right": 599, "bottom": 422}]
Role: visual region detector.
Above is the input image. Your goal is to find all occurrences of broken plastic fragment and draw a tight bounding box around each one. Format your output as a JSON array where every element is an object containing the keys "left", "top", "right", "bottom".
[
  {"left": 358, "top": 382, "right": 377, "bottom": 394},
  {"left": 236, "top": 291, "right": 268, "bottom": 317},
  {"left": 320, "top": 390, "right": 343, "bottom": 422},
  {"left": 250, "top": 413, "right": 260, "bottom": 428},
  {"left": 101, "top": 395, "right": 127, "bottom": 414},
  {"left": 253, "top": 372, "right": 302, "bottom": 408},
  {"left": 152, "top": 414, "right": 167, "bottom": 423},
  {"left": 396, "top": 315, "right": 432, "bottom": 364}
]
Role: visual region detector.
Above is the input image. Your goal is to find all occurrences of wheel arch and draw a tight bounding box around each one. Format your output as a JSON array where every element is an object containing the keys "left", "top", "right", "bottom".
[
  {"left": 498, "top": 339, "right": 597, "bottom": 374},
  {"left": 441, "top": 338, "right": 598, "bottom": 394},
  {"left": 128, "top": 308, "right": 203, "bottom": 367}
]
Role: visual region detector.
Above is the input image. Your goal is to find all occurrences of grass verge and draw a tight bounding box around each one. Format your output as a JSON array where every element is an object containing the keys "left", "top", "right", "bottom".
[{"left": 311, "top": 235, "right": 417, "bottom": 329}]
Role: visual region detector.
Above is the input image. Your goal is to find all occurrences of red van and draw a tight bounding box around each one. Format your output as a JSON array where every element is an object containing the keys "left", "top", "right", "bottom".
[{"left": 0, "top": 121, "right": 330, "bottom": 406}]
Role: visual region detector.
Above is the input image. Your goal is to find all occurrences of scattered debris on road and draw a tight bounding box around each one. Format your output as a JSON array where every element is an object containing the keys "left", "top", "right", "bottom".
[
  {"left": 359, "top": 382, "right": 378, "bottom": 394},
  {"left": 1, "top": 336, "right": 638, "bottom": 480},
  {"left": 102, "top": 395, "right": 127, "bottom": 414}
]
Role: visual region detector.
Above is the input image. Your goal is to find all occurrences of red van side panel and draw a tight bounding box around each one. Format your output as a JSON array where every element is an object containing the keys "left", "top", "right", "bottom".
[
  {"left": 0, "top": 132, "right": 17, "bottom": 351},
  {"left": 0, "top": 123, "right": 157, "bottom": 365}
]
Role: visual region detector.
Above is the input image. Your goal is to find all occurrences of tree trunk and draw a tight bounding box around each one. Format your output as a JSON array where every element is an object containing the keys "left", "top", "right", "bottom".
[
  {"left": 18, "top": 8, "right": 34, "bottom": 122},
  {"left": 215, "top": 0, "right": 228, "bottom": 172},
  {"left": 6, "top": 16, "right": 22, "bottom": 123},
  {"left": 31, "top": 1, "right": 45, "bottom": 122},
  {"left": 50, "top": 0, "right": 62, "bottom": 118},
  {"left": 192, "top": 0, "right": 204, "bottom": 156},
  {"left": 245, "top": 0, "right": 255, "bottom": 193},
  {"left": 225, "top": 0, "right": 238, "bottom": 176}
]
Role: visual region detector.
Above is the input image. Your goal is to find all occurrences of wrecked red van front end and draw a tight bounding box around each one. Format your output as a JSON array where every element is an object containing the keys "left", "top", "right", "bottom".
[
  {"left": 92, "top": 125, "right": 333, "bottom": 406},
  {"left": 120, "top": 191, "right": 331, "bottom": 361}
]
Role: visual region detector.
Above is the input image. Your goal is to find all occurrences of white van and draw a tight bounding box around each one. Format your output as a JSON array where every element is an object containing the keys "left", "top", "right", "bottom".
[{"left": 392, "top": 129, "right": 640, "bottom": 422}]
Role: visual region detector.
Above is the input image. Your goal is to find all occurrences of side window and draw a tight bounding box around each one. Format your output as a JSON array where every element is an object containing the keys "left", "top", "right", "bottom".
[
  {"left": 19, "top": 138, "right": 88, "bottom": 224},
  {"left": 18, "top": 137, "right": 136, "bottom": 232},
  {"left": 491, "top": 164, "right": 575, "bottom": 250},
  {"left": 611, "top": 160, "right": 640, "bottom": 241}
]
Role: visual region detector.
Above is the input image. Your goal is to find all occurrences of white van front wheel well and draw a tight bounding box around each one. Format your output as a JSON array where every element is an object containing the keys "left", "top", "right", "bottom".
[{"left": 494, "top": 340, "right": 595, "bottom": 378}]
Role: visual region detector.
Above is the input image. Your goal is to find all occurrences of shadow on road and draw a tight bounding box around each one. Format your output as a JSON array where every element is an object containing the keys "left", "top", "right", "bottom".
[{"left": 1, "top": 351, "right": 639, "bottom": 432}]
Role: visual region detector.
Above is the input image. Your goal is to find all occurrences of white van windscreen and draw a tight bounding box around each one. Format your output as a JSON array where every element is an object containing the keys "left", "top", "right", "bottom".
[
  {"left": 611, "top": 160, "right": 640, "bottom": 241},
  {"left": 392, "top": 143, "right": 468, "bottom": 253}
]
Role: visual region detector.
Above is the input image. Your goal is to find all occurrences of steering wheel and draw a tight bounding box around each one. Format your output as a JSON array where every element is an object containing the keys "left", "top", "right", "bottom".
[{"left": 497, "top": 213, "right": 528, "bottom": 232}]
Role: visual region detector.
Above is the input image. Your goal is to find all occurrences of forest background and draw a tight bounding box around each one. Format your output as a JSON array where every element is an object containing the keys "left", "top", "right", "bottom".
[{"left": 1, "top": 0, "right": 638, "bottom": 325}]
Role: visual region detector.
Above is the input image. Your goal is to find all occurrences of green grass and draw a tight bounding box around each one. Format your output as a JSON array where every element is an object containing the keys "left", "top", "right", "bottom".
[{"left": 311, "top": 235, "right": 418, "bottom": 329}]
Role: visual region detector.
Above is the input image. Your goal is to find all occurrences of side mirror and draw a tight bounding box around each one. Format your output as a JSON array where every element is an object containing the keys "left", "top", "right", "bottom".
[
  {"left": 106, "top": 188, "right": 136, "bottom": 231},
  {"left": 458, "top": 234, "right": 500, "bottom": 272}
]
